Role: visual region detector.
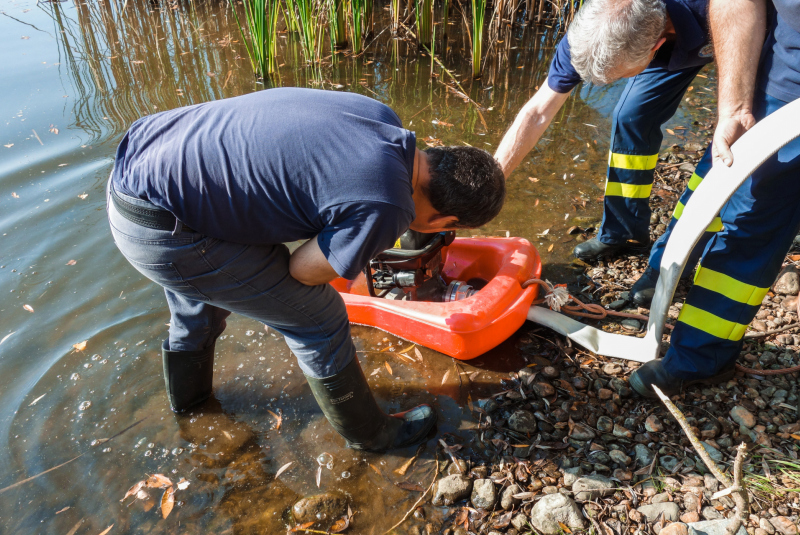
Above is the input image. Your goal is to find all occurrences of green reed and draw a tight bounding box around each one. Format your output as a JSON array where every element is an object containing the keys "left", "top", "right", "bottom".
[
  {"left": 441, "top": 0, "right": 449, "bottom": 37},
  {"left": 284, "top": 0, "right": 301, "bottom": 32},
  {"left": 347, "top": 0, "right": 366, "bottom": 53},
  {"left": 415, "top": 0, "right": 433, "bottom": 45},
  {"left": 230, "top": 0, "right": 280, "bottom": 77},
  {"left": 390, "top": 0, "right": 400, "bottom": 33},
  {"left": 294, "top": 0, "right": 324, "bottom": 64},
  {"left": 329, "top": 0, "right": 348, "bottom": 48},
  {"left": 470, "top": 0, "right": 487, "bottom": 77}
]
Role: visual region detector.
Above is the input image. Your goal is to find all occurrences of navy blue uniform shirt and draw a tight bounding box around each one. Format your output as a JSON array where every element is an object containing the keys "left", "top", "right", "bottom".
[
  {"left": 759, "top": 0, "right": 800, "bottom": 103},
  {"left": 547, "top": 0, "right": 713, "bottom": 93},
  {"left": 112, "top": 88, "right": 417, "bottom": 280}
]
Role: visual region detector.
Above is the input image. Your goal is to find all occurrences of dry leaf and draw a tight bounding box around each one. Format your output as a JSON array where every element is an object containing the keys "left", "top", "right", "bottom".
[
  {"left": 290, "top": 522, "right": 315, "bottom": 532},
  {"left": 666, "top": 128, "right": 675, "bottom": 135},
  {"left": 547, "top": 244, "right": 554, "bottom": 252},
  {"left": 397, "top": 344, "right": 415, "bottom": 354},
  {"left": 28, "top": 394, "right": 45, "bottom": 406},
  {"left": 395, "top": 481, "right": 424, "bottom": 492},
  {"left": 414, "top": 347, "right": 423, "bottom": 361},
  {"left": 66, "top": 259, "right": 77, "bottom": 266},
  {"left": 433, "top": 119, "right": 454, "bottom": 127},
  {"left": 176, "top": 478, "right": 189, "bottom": 490},
  {"left": 384, "top": 361, "right": 393, "bottom": 375},
  {"left": 534, "top": 198, "right": 539, "bottom": 206},
  {"left": 268, "top": 409, "right": 282, "bottom": 430},
  {"left": 121, "top": 481, "right": 145, "bottom": 502},
  {"left": 56, "top": 506, "right": 70, "bottom": 514},
  {"left": 275, "top": 461, "right": 293, "bottom": 478},
  {"left": 50, "top": 127, "right": 59, "bottom": 135},
  {"left": 145, "top": 473, "right": 173, "bottom": 489},
  {"left": 73, "top": 340, "right": 87, "bottom": 351},
  {"left": 23, "top": 304, "right": 34, "bottom": 313},
  {"left": 369, "top": 463, "right": 383, "bottom": 476},
  {"left": 528, "top": 177, "right": 539, "bottom": 182},
  {"left": 161, "top": 487, "right": 175, "bottom": 519},
  {"left": 558, "top": 522, "right": 573, "bottom": 534},
  {"left": 97, "top": 525, "right": 114, "bottom": 535},
  {"left": 316, "top": 466, "right": 322, "bottom": 487},
  {"left": 441, "top": 369, "right": 451, "bottom": 385}
]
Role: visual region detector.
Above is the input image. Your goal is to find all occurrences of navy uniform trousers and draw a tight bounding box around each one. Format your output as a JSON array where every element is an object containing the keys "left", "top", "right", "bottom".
[
  {"left": 658, "top": 90, "right": 800, "bottom": 378},
  {"left": 599, "top": 64, "right": 716, "bottom": 246}
]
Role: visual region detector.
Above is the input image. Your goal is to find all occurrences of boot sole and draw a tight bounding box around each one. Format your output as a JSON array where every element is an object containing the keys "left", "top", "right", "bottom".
[
  {"left": 631, "top": 366, "right": 736, "bottom": 399},
  {"left": 574, "top": 244, "right": 651, "bottom": 263}
]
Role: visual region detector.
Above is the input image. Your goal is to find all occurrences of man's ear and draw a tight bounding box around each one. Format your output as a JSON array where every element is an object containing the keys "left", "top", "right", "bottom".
[
  {"left": 652, "top": 36, "right": 667, "bottom": 52},
  {"left": 428, "top": 214, "right": 459, "bottom": 228}
]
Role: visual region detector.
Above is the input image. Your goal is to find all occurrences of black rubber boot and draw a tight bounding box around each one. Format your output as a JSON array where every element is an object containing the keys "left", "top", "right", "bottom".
[
  {"left": 162, "top": 339, "right": 215, "bottom": 413},
  {"left": 573, "top": 238, "right": 648, "bottom": 263},
  {"left": 305, "top": 358, "right": 437, "bottom": 452},
  {"left": 630, "top": 359, "right": 736, "bottom": 399},
  {"left": 630, "top": 266, "right": 660, "bottom": 307}
]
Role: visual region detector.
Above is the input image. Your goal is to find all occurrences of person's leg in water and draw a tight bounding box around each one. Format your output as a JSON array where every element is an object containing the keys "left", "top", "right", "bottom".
[
  {"left": 108, "top": 193, "right": 436, "bottom": 452},
  {"left": 628, "top": 146, "right": 723, "bottom": 307},
  {"left": 574, "top": 65, "right": 703, "bottom": 262},
  {"left": 631, "top": 91, "right": 800, "bottom": 397}
]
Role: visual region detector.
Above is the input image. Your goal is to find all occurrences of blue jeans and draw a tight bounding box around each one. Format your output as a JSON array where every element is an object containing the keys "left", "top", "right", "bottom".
[{"left": 106, "top": 181, "right": 355, "bottom": 379}]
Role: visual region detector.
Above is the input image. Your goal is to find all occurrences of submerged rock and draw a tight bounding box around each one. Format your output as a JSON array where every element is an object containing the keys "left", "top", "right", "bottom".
[{"left": 292, "top": 492, "right": 347, "bottom": 524}]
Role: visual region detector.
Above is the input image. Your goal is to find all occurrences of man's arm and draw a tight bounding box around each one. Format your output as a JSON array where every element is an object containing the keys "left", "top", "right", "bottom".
[
  {"left": 710, "top": 0, "right": 767, "bottom": 166},
  {"left": 494, "top": 80, "right": 572, "bottom": 178},
  {"left": 289, "top": 237, "right": 340, "bottom": 286}
]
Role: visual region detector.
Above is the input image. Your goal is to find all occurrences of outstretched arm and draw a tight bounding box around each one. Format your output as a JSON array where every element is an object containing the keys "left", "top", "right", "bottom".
[
  {"left": 494, "top": 79, "right": 571, "bottom": 178},
  {"left": 709, "top": 0, "right": 767, "bottom": 166}
]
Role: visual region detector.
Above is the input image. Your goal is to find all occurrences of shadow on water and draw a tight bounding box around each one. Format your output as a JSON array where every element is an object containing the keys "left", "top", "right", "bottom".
[{"left": 0, "top": 0, "right": 719, "bottom": 531}]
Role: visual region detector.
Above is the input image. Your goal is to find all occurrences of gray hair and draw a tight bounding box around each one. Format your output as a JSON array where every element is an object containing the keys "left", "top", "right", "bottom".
[{"left": 567, "top": 0, "right": 667, "bottom": 85}]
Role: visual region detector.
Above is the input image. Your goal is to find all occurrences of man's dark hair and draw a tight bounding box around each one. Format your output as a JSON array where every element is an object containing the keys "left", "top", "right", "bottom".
[{"left": 423, "top": 146, "right": 505, "bottom": 229}]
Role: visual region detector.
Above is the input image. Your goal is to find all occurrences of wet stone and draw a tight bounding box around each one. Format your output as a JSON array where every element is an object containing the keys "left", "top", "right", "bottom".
[
  {"left": 508, "top": 410, "right": 539, "bottom": 434},
  {"left": 609, "top": 377, "right": 632, "bottom": 396},
  {"left": 700, "top": 442, "right": 723, "bottom": 463},
  {"left": 432, "top": 474, "right": 472, "bottom": 506},
  {"left": 572, "top": 475, "right": 615, "bottom": 501},
  {"left": 638, "top": 502, "right": 680, "bottom": 522},
  {"left": 635, "top": 444, "right": 655, "bottom": 466},
  {"left": 603, "top": 363, "right": 622, "bottom": 375},
  {"left": 292, "top": 492, "right": 348, "bottom": 524},
  {"left": 542, "top": 366, "right": 560, "bottom": 379},
  {"left": 730, "top": 406, "right": 756, "bottom": 428},
  {"left": 501, "top": 483, "right": 522, "bottom": 510},
  {"left": 645, "top": 415, "right": 665, "bottom": 433},
  {"left": 471, "top": 479, "right": 497, "bottom": 510},
  {"left": 660, "top": 455, "right": 680, "bottom": 472},
  {"left": 570, "top": 423, "right": 596, "bottom": 441},
  {"left": 529, "top": 493, "right": 587, "bottom": 535},
  {"left": 597, "top": 416, "right": 614, "bottom": 433},
  {"left": 613, "top": 424, "right": 634, "bottom": 439},
  {"left": 622, "top": 319, "right": 641, "bottom": 332},
  {"left": 609, "top": 450, "right": 631, "bottom": 466},
  {"left": 533, "top": 382, "right": 556, "bottom": 397}
]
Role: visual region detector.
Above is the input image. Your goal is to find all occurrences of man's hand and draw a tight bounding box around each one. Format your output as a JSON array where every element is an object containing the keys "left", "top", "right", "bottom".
[
  {"left": 712, "top": 111, "right": 758, "bottom": 166},
  {"left": 494, "top": 81, "right": 571, "bottom": 178},
  {"left": 289, "top": 236, "right": 340, "bottom": 286}
]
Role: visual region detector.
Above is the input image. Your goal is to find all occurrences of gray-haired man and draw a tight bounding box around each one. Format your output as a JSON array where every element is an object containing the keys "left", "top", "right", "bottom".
[{"left": 495, "top": 0, "right": 714, "bottom": 271}]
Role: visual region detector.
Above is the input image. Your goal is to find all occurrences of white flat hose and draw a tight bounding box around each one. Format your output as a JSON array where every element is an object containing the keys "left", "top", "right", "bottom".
[{"left": 527, "top": 98, "right": 800, "bottom": 362}]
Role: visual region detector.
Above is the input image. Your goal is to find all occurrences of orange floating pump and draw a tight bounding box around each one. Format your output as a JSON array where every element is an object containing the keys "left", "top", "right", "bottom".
[{"left": 330, "top": 231, "right": 542, "bottom": 360}]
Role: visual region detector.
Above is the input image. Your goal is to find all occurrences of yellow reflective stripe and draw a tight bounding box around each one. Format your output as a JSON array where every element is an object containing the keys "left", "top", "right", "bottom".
[
  {"left": 687, "top": 172, "right": 703, "bottom": 191},
  {"left": 605, "top": 182, "right": 652, "bottom": 198},
  {"left": 693, "top": 266, "right": 769, "bottom": 306},
  {"left": 672, "top": 201, "right": 723, "bottom": 232},
  {"left": 678, "top": 304, "right": 749, "bottom": 341},
  {"left": 608, "top": 152, "right": 659, "bottom": 171}
]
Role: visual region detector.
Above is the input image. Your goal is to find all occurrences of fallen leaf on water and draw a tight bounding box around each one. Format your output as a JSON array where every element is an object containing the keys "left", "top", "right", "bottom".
[
  {"left": 268, "top": 409, "right": 282, "bottom": 430},
  {"left": 275, "top": 461, "right": 293, "bottom": 478},
  {"left": 78, "top": 193, "right": 88, "bottom": 200},
  {"left": 290, "top": 522, "right": 315, "bottom": 532},
  {"left": 534, "top": 198, "right": 539, "bottom": 206},
  {"left": 397, "top": 344, "right": 415, "bottom": 354},
  {"left": 145, "top": 473, "right": 173, "bottom": 489},
  {"left": 467, "top": 393, "right": 474, "bottom": 412},
  {"left": 132, "top": 60, "right": 144, "bottom": 64},
  {"left": 441, "top": 369, "right": 451, "bottom": 385},
  {"left": 423, "top": 136, "right": 443, "bottom": 148},
  {"left": 98, "top": 525, "right": 114, "bottom": 535},
  {"left": 528, "top": 177, "right": 539, "bottom": 182},
  {"left": 330, "top": 513, "right": 351, "bottom": 533},
  {"left": 23, "top": 304, "right": 34, "bottom": 313},
  {"left": 50, "top": 127, "right": 59, "bottom": 135},
  {"left": 455, "top": 508, "right": 469, "bottom": 528},
  {"left": 413, "top": 347, "right": 423, "bottom": 361},
  {"left": 207, "top": 71, "right": 216, "bottom": 77},
  {"left": 558, "top": 522, "right": 573, "bottom": 534},
  {"left": 176, "top": 478, "right": 189, "bottom": 490},
  {"left": 316, "top": 466, "right": 322, "bottom": 487},
  {"left": 666, "top": 128, "right": 675, "bottom": 135},
  {"left": 4, "top": 144, "right": 13, "bottom": 148},
  {"left": 547, "top": 244, "right": 554, "bottom": 252},
  {"left": 121, "top": 481, "right": 145, "bottom": 502},
  {"left": 395, "top": 481, "right": 424, "bottom": 492},
  {"left": 55, "top": 506, "right": 70, "bottom": 514},
  {"left": 222, "top": 430, "right": 232, "bottom": 440},
  {"left": 432, "top": 119, "right": 454, "bottom": 127},
  {"left": 369, "top": 463, "right": 383, "bottom": 476},
  {"left": 384, "top": 361, "right": 393, "bottom": 375},
  {"left": 161, "top": 487, "right": 175, "bottom": 519},
  {"left": 73, "top": 340, "right": 87, "bottom": 351},
  {"left": 28, "top": 394, "right": 45, "bottom": 406},
  {"left": 66, "top": 260, "right": 77, "bottom": 266}
]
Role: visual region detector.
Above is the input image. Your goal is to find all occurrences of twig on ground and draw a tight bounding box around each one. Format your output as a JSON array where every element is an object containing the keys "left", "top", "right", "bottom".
[
  {"left": 384, "top": 458, "right": 439, "bottom": 534},
  {"left": 653, "top": 386, "right": 749, "bottom": 535}
]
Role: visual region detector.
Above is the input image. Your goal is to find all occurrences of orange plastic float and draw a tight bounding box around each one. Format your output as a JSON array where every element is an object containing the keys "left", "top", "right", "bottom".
[{"left": 329, "top": 237, "right": 542, "bottom": 360}]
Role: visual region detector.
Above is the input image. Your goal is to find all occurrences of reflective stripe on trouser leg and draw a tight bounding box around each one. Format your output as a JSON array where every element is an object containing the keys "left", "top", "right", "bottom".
[
  {"left": 646, "top": 147, "right": 722, "bottom": 271},
  {"left": 598, "top": 65, "right": 704, "bottom": 245},
  {"left": 662, "top": 90, "right": 800, "bottom": 379}
]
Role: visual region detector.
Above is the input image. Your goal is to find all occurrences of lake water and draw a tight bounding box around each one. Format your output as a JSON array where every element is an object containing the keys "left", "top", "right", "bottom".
[{"left": 0, "top": 0, "right": 717, "bottom": 531}]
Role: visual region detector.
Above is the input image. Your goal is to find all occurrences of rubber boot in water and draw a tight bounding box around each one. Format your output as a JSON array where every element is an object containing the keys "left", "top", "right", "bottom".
[
  {"left": 305, "top": 358, "right": 437, "bottom": 452},
  {"left": 162, "top": 339, "right": 215, "bottom": 413}
]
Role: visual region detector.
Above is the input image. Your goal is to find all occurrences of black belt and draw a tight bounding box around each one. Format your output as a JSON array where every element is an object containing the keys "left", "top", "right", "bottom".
[{"left": 110, "top": 187, "right": 196, "bottom": 233}]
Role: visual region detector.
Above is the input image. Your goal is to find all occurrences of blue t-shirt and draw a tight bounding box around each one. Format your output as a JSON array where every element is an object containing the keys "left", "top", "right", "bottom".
[
  {"left": 112, "top": 88, "right": 417, "bottom": 280},
  {"left": 547, "top": 0, "right": 713, "bottom": 93},
  {"left": 759, "top": 1, "right": 800, "bottom": 103}
]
